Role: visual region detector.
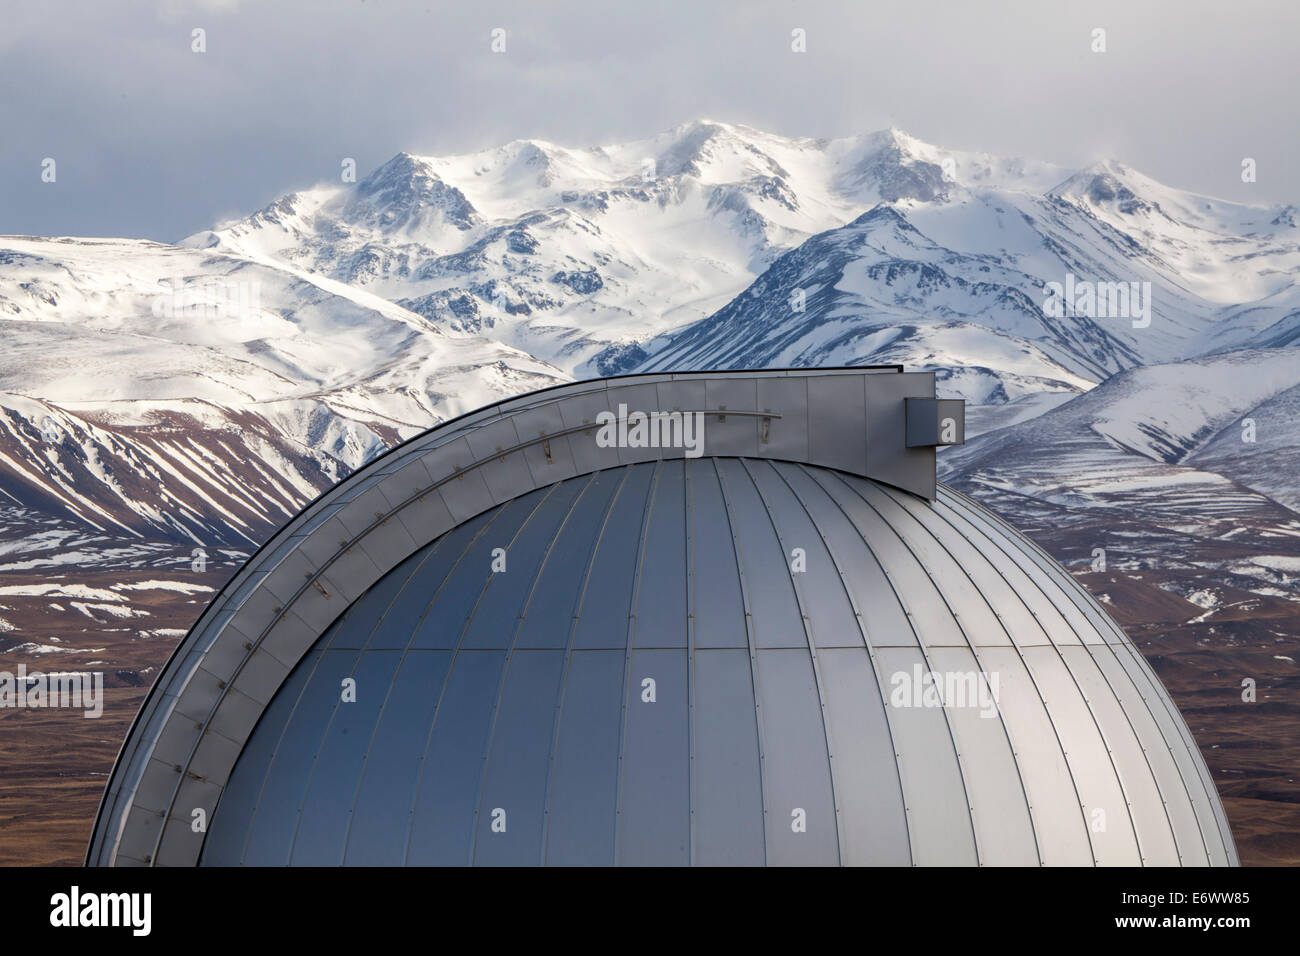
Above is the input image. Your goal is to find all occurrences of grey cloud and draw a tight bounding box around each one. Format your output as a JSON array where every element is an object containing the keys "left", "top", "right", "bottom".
[{"left": 2, "top": 0, "right": 1296, "bottom": 240}]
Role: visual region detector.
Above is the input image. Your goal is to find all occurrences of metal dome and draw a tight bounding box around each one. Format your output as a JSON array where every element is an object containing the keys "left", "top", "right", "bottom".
[{"left": 87, "top": 368, "right": 1237, "bottom": 867}]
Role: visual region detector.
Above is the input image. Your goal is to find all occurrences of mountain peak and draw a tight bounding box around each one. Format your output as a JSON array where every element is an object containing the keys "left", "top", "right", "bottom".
[
  {"left": 653, "top": 119, "right": 758, "bottom": 177},
  {"left": 351, "top": 152, "right": 480, "bottom": 231},
  {"left": 834, "top": 129, "right": 951, "bottom": 204},
  {"left": 1049, "top": 160, "right": 1158, "bottom": 216},
  {"left": 356, "top": 152, "right": 434, "bottom": 196},
  {"left": 674, "top": 117, "right": 732, "bottom": 134},
  {"left": 870, "top": 126, "right": 921, "bottom": 151}
]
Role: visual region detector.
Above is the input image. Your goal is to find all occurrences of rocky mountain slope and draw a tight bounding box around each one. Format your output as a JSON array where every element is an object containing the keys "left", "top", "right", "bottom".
[{"left": 0, "top": 236, "right": 564, "bottom": 546}]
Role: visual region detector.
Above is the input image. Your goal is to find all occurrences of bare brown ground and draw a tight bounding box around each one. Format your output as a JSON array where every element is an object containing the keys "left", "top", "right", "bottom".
[
  {"left": 0, "top": 559, "right": 228, "bottom": 866},
  {"left": 0, "top": 687, "right": 146, "bottom": 865}
]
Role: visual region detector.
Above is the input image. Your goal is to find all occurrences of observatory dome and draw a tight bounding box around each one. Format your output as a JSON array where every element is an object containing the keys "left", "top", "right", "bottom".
[{"left": 88, "top": 369, "right": 1237, "bottom": 866}]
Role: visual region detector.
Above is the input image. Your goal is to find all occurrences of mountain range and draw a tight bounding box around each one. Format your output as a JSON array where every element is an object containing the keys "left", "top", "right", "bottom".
[
  {"left": 1, "top": 119, "right": 1297, "bottom": 562},
  {"left": 3, "top": 119, "right": 1299, "bottom": 866}
]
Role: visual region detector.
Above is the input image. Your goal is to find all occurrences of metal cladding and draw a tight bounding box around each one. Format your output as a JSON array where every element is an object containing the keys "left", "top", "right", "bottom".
[{"left": 87, "top": 368, "right": 1238, "bottom": 867}]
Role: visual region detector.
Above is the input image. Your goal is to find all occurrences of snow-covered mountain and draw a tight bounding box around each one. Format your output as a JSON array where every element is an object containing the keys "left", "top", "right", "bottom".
[
  {"left": 940, "top": 348, "right": 1300, "bottom": 521},
  {"left": 0, "top": 236, "right": 564, "bottom": 544},
  {"left": 183, "top": 121, "right": 1073, "bottom": 378},
  {"left": 2, "top": 119, "right": 1297, "bottom": 553},
  {"left": 937, "top": 348, "right": 1300, "bottom": 606},
  {"left": 638, "top": 156, "right": 1300, "bottom": 406},
  {"left": 185, "top": 118, "right": 1298, "bottom": 404}
]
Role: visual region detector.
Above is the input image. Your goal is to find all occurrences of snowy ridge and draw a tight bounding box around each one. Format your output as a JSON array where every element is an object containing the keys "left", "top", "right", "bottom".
[
  {"left": 0, "top": 235, "right": 564, "bottom": 543},
  {"left": 0, "top": 393, "right": 338, "bottom": 545},
  {"left": 2, "top": 120, "right": 1298, "bottom": 553},
  {"left": 183, "top": 121, "right": 1074, "bottom": 377},
  {"left": 639, "top": 166, "right": 1300, "bottom": 401},
  {"left": 939, "top": 350, "right": 1300, "bottom": 548}
]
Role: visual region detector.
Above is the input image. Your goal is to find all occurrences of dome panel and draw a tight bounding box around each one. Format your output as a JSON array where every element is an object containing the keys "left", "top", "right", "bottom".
[
  {"left": 407, "top": 649, "right": 506, "bottom": 865},
  {"left": 545, "top": 649, "right": 625, "bottom": 864},
  {"left": 753, "top": 648, "right": 839, "bottom": 865},
  {"left": 689, "top": 648, "right": 764, "bottom": 866},
  {"left": 687, "top": 460, "right": 748, "bottom": 650},
  {"left": 345, "top": 648, "right": 455, "bottom": 865},
  {"left": 458, "top": 479, "right": 588, "bottom": 650},
  {"left": 814, "top": 647, "right": 910, "bottom": 865},
  {"left": 1021, "top": 643, "right": 1142, "bottom": 865},
  {"left": 572, "top": 464, "right": 655, "bottom": 651},
  {"left": 241, "top": 646, "right": 361, "bottom": 865},
  {"left": 291, "top": 648, "right": 402, "bottom": 865},
  {"left": 198, "top": 646, "right": 322, "bottom": 866},
  {"left": 474, "top": 649, "right": 567, "bottom": 865},
  {"left": 617, "top": 647, "right": 690, "bottom": 865},
  {"left": 925, "top": 644, "right": 1038, "bottom": 865},
  {"left": 515, "top": 471, "right": 621, "bottom": 650},
  {"left": 1087, "top": 647, "right": 1211, "bottom": 865},
  {"left": 1060, "top": 644, "right": 1181, "bottom": 866},
  {"left": 711, "top": 458, "right": 804, "bottom": 648},
  {"left": 874, "top": 644, "right": 979, "bottom": 865},
  {"left": 980, "top": 644, "right": 1094, "bottom": 864},
  {"left": 932, "top": 492, "right": 1094, "bottom": 647},
  {"left": 631, "top": 460, "right": 688, "bottom": 649},
  {"left": 736, "top": 459, "right": 860, "bottom": 648}
]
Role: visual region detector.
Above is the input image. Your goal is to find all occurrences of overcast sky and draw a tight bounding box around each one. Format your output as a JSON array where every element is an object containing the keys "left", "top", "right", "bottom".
[{"left": 3, "top": 0, "right": 1297, "bottom": 241}]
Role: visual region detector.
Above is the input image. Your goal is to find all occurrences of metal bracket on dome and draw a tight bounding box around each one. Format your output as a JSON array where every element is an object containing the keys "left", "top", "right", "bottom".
[{"left": 905, "top": 398, "right": 966, "bottom": 448}]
